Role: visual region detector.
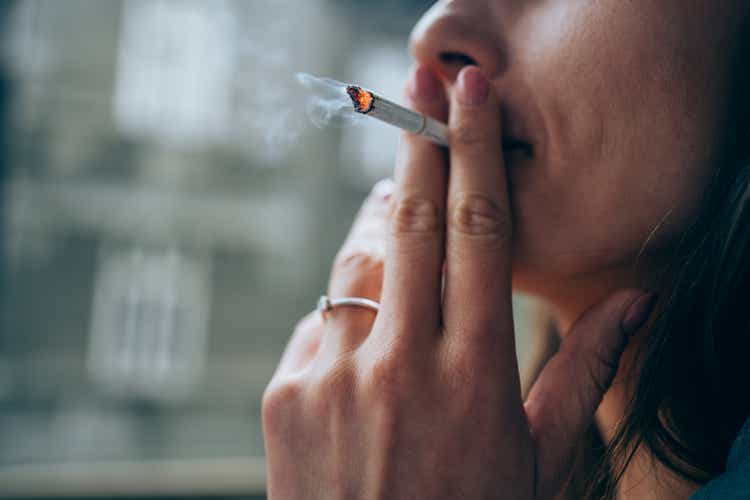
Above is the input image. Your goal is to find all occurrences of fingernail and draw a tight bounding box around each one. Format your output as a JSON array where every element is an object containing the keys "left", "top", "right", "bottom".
[
  {"left": 456, "top": 66, "right": 489, "bottom": 106},
  {"left": 411, "top": 65, "right": 442, "bottom": 102},
  {"left": 621, "top": 292, "right": 658, "bottom": 336},
  {"left": 371, "top": 178, "right": 394, "bottom": 201}
]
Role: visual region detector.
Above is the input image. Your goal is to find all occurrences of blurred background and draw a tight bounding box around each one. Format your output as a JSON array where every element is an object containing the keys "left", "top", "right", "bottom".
[{"left": 0, "top": 1, "right": 544, "bottom": 498}]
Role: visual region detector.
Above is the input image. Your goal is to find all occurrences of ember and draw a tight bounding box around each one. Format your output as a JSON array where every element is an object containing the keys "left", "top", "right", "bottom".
[{"left": 346, "top": 86, "right": 375, "bottom": 114}]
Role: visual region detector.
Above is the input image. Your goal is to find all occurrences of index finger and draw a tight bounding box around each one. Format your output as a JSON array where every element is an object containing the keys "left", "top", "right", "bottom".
[
  {"left": 442, "top": 66, "right": 515, "bottom": 346},
  {"left": 377, "top": 65, "right": 448, "bottom": 342}
]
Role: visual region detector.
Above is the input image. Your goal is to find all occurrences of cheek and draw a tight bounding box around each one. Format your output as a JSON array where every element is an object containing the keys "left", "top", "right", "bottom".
[
  {"left": 508, "top": 0, "right": 721, "bottom": 281},
  {"left": 508, "top": 150, "right": 710, "bottom": 282}
]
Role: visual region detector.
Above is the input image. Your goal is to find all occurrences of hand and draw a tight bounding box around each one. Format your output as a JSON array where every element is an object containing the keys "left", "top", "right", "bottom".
[{"left": 262, "top": 65, "right": 656, "bottom": 499}]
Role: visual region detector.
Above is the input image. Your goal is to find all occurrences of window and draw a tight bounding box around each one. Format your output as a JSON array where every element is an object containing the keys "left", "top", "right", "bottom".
[{"left": 0, "top": 1, "right": 538, "bottom": 497}]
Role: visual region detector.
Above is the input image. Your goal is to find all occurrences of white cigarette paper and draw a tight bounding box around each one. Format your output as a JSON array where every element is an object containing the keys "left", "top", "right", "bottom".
[{"left": 347, "top": 86, "right": 449, "bottom": 147}]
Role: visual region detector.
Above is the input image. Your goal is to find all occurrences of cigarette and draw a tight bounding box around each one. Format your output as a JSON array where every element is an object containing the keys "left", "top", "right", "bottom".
[{"left": 346, "top": 85, "right": 449, "bottom": 147}]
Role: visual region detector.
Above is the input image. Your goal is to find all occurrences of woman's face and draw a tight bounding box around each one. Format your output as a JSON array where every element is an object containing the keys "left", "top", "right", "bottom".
[{"left": 411, "top": 0, "right": 747, "bottom": 293}]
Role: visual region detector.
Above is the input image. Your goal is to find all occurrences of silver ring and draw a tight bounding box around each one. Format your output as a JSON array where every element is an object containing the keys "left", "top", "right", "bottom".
[{"left": 317, "top": 295, "right": 380, "bottom": 315}]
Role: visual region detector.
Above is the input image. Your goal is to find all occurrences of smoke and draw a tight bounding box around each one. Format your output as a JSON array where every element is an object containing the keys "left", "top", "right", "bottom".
[
  {"left": 295, "top": 72, "right": 364, "bottom": 129},
  {"left": 240, "top": 70, "right": 366, "bottom": 162},
  {"left": 107, "top": 0, "right": 365, "bottom": 163},
  {"left": 233, "top": 47, "right": 306, "bottom": 160},
  {"left": 225, "top": 0, "right": 346, "bottom": 163}
]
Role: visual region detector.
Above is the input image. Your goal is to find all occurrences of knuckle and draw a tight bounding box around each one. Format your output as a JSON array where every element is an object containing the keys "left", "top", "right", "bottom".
[
  {"left": 314, "top": 360, "right": 358, "bottom": 406},
  {"left": 361, "top": 355, "right": 407, "bottom": 410},
  {"left": 261, "top": 379, "right": 304, "bottom": 431},
  {"left": 584, "top": 347, "right": 619, "bottom": 397},
  {"left": 389, "top": 196, "right": 442, "bottom": 236},
  {"left": 449, "top": 192, "right": 511, "bottom": 240},
  {"left": 358, "top": 356, "right": 403, "bottom": 443},
  {"left": 332, "top": 251, "right": 383, "bottom": 278}
]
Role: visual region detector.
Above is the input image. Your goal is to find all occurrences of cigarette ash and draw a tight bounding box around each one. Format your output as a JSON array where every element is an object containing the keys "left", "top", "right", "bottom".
[{"left": 346, "top": 86, "right": 375, "bottom": 114}]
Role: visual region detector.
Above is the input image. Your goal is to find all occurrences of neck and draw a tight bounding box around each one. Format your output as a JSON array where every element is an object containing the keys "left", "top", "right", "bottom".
[
  {"left": 525, "top": 261, "right": 700, "bottom": 499},
  {"left": 592, "top": 334, "right": 701, "bottom": 499}
]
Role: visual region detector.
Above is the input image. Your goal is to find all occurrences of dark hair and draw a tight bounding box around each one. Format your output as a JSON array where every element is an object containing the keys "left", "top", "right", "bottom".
[{"left": 587, "top": 19, "right": 750, "bottom": 498}]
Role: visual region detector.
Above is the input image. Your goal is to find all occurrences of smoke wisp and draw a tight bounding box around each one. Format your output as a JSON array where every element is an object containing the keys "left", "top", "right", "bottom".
[{"left": 295, "top": 72, "right": 365, "bottom": 129}]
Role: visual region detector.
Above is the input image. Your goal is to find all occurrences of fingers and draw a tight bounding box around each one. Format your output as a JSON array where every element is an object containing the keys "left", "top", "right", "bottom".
[
  {"left": 323, "top": 179, "right": 393, "bottom": 353},
  {"left": 379, "top": 65, "right": 449, "bottom": 340},
  {"left": 523, "top": 290, "right": 657, "bottom": 498},
  {"left": 442, "top": 66, "right": 514, "bottom": 345}
]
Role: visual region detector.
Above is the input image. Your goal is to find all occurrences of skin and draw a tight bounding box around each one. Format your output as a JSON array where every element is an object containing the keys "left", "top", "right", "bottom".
[
  {"left": 410, "top": 0, "right": 746, "bottom": 325},
  {"left": 263, "top": 1, "right": 749, "bottom": 498}
]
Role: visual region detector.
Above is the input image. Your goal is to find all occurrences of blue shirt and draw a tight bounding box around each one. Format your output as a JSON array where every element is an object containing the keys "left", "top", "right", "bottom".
[{"left": 691, "top": 417, "right": 750, "bottom": 499}]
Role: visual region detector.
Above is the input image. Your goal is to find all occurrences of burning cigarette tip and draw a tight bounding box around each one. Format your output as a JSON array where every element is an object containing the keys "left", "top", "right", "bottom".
[{"left": 346, "top": 85, "right": 374, "bottom": 114}]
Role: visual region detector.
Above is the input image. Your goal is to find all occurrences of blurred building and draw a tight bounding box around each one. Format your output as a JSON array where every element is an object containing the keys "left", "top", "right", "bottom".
[
  {"left": 0, "top": 0, "right": 430, "bottom": 496},
  {"left": 0, "top": 1, "right": 540, "bottom": 497}
]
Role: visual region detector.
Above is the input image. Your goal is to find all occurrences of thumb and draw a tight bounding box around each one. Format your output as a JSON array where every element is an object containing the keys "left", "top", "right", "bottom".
[{"left": 523, "top": 289, "right": 658, "bottom": 498}]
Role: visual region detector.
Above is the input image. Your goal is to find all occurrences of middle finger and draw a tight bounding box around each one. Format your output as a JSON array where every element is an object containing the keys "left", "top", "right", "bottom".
[{"left": 443, "top": 66, "right": 515, "bottom": 345}]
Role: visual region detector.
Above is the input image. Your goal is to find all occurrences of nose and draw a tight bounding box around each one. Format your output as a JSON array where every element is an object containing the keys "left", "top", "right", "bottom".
[{"left": 409, "top": 1, "right": 506, "bottom": 82}]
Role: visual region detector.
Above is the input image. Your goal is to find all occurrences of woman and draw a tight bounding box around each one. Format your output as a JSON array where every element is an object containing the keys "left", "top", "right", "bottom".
[{"left": 262, "top": 1, "right": 750, "bottom": 498}]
